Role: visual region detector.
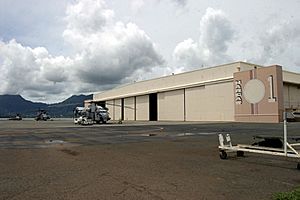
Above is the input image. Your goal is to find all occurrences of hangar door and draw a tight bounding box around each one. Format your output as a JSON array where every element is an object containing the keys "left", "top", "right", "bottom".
[
  {"left": 158, "top": 89, "right": 185, "bottom": 121},
  {"left": 124, "top": 97, "right": 135, "bottom": 120},
  {"left": 283, "top": 83, "right": 300, "bottom": 109},
  {"left": 106, "top": 100, "right": 114, "bottom": 120},
  {"left": 114, "top": 99, "right": 122, "bottom": 121},
  {"left": 185, "top": 83, "right": 234, "bottom": 121},
  {"left": 136, "top": 95, "right": 149, "bottom": 120}
]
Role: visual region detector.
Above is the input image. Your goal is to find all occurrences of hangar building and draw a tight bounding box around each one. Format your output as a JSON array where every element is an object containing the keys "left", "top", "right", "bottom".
[{"left": 91, "top": 62, "right": 300, "bottom": 123}]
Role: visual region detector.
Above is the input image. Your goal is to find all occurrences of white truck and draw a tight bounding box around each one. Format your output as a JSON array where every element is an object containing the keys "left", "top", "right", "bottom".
[{"left": 74, "top": 103, "right": 110, "bottom": 125}]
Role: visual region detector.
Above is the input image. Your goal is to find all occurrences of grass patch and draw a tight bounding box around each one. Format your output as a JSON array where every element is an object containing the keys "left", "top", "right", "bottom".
[{"left": 273, "top": 187, "right": 300, "bottom": 200}]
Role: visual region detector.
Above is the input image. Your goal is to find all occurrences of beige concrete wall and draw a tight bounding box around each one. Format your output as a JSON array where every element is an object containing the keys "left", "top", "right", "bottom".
[
  {"left": 239, "top": 62, "right": 262, "bottom": 71},
  {"left": 234, "top": 65, "right": 284, "bottom": 123},
  {"left": 283, "top": 71, "right": 300, "bottom": 85},
  {"left": 136, "top": 95, "right": 149, "bottom": 120},
  {"left": 284, "top": 83, "right": 300, "bottom": 110},
  {"left": 158, "top": 90, "right": 184, "bottom": 121},
  {"left": 114, "top": 99, "right": 122, "bottom": 121},
  {"left": 124, "top": 97, "right": 135, "bottom": 120},
  {"left": 84, "top": 100, "right": 92, "bottom": 108},
  {"left": 93, "top": 62, "right": 244, "bottom": 101},
  {"left": 185, "top": 82, "right": 234, "bottom": 121},
  {"left": 91, "top": 61, "right": 300, "bottom": 123},
  {"left": 106, "top": 100, "right": 115, "bottom": 120},
  {"left": 283, "top": 72, "right": 300, "bottom": 112}
]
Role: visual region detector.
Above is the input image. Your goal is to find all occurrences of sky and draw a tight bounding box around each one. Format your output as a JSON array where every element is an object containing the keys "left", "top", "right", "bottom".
[{"left": 0, "top": 0, "right": 299, "bottom": 103}]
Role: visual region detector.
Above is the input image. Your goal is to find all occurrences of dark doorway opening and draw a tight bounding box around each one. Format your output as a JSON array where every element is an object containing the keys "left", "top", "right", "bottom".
[
  {"left": 149, "top": 93, "right": 157, "bottom": 121},
  {"left": 121, "top": 98, "right": 124, "bottom": 120},
  {"left": 97, "top": 101, "right": 106, "bottom": 108}
]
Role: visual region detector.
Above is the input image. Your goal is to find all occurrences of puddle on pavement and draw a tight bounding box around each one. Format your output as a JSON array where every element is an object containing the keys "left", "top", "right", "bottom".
[
  {"left": 45, "top": 139, "right": 65, "bottom": 144},
  {"left": 125, "top": 132, "right": 160, "bottom": 137},
  {"left": 175, "top": 132, "right": 218, "bottom": 137},
  {"left": 38, "top": 139, "right": 80, "bottom": 148}
]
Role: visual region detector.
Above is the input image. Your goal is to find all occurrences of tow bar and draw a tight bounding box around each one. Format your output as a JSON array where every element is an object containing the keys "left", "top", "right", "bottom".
[{"left": 218, "top": 112, "right": 300, "bottom": 170}]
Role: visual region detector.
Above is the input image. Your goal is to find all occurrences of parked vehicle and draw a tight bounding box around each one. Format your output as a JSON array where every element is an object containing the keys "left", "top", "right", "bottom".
[
  {"left": 286, "top": 111, "right": 300, "bottom": 122},
  {"left": 73, "top": 103, "right": 110, "bottom": 125},
  {"left": 8, "top": 114, "right": 22, "bottom": 120},
  {"left": 293, "top": 111, "right": 300, "bottom": 122}
]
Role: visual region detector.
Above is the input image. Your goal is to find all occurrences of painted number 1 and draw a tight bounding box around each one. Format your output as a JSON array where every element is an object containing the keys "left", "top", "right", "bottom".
[{"left": 268, "top": 75, "right": 276, "bottom": 102}]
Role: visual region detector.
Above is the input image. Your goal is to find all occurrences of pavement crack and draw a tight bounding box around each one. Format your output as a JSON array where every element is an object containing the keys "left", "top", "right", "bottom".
[
  {"left": 113, "top": 179, "right": 165, "bottom": 200},
  {"left": 114, "top": 187, "right": 129, "bottom": 196},
  {"left": 60, "top": 149, "right": 79, "bottom": 156}
]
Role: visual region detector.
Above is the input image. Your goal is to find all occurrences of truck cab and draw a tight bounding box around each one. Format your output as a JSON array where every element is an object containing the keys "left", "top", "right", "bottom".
[{"left": 74, "top": 104, "right": 110, "bottom": 125}]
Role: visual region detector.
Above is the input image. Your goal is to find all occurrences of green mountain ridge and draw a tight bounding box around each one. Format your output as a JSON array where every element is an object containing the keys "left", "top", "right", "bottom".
[{"left": 0, "top": 94, "right": 93, "bottom": 118}]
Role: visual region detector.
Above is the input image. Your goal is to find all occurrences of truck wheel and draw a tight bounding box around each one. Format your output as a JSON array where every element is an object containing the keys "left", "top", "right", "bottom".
[
  {"left": 237, "top": 151, "right": 244, "bottom": 157},
  {"left": 219, "top": 150, "right": 227, "bottom": 159},
  {"left": 297, "top": 163, "right": 300, "bottom": 170}
]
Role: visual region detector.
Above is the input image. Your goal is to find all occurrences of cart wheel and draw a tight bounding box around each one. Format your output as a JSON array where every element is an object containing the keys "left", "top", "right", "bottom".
[
  {"left": 297, "top": 163, "right": 300, "bottom": 170},
  {"left": 219, "top": 150, "right": 227, "bottom": 159},
  {"left": 237, "top": 151, "right": 244, "bottom": 157}
]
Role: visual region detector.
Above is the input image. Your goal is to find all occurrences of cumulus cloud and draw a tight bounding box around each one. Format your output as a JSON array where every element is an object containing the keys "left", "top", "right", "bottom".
[
  {"left": 63, "top": 0, "right": 114, "bottom": 40},
  {"left": 0, "top": 39, "right": 73, "bottom": 102},
  {"left": 130, "top": 0, "right": 145, "bottom": 13},
  {"left": 0, "top": 0, "right": 164, "bottom": 102},
  {"left": 63, "top": 0, "right": 164, "bottom": 85},
  {"left": 258, "top": 21, "right": 300, "bottom": 69},
  {"left": 171, "top": 0, "right": 188, "bottom": 6},
  {"left": 173, "top": 7, "right": 234, "bottom": 70},
  {"left": 129, "top": 0, "right": 187, "bottom": 12}
]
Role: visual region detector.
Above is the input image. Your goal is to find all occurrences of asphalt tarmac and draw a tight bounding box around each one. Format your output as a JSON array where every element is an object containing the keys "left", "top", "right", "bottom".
[{"left": 0, "top": 119, "right": 299, "bottom": 199}]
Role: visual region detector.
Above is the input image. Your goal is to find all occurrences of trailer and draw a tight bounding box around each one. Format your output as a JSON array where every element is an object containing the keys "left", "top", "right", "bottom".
[{"left": 218, "top": 113, "right": 300, "bottom": 170}]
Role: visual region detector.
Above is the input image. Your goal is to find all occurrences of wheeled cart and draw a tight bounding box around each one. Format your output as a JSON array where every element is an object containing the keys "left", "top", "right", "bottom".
[{"left": 218, "top": 113, "right": 300, "bottom": 170}]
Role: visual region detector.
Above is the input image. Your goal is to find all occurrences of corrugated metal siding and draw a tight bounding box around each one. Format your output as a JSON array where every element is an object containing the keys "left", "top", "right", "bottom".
[
  {"left": 94, "top": 62, "right": 241, "bottom": 101},
  {"left": 283, "top": 83, "right": 300, "bottom": 109},
  {"left": 106, "top": 100, "right": 114, "bottom": 120},
  {"left": 124, "top": 97, "right": 135, "bottom": 120},
  {"left": 185, "top": 82, "right": 234, "bottom": 121},
  {"left": 114, "top": 99, "right": 122, "bottom": 121},
  {"left": 136, "top": 95, "right": 149, "bottom": 120}
]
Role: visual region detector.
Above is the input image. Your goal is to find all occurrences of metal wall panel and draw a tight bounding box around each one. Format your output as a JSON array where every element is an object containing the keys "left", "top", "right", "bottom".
[
  {"left": 289, "top": 85, "right": 300, "bottom": 109},
  {"left": 114, "top": 99, "right": 122, "bottom": 121},
  {"left": 284, "top": 84, "right": 300, "bottom": 109},
  {"left": 158, "top": 90, "right": 184, "bottom": 121},
  {"left": 136, "top": 95, "right": 149, "bottom": 121},
  {"left": 93, "top": 62, "right": 244, "bottom": 101},
  {"left": 106, "top": 100, "right": 114, "bottom": 120},
  {"left": 124, "top": 97, "right": 135, "bottom": 120},
  {"left": 185, "top": 82, "right": 234, "bottom": 121}
]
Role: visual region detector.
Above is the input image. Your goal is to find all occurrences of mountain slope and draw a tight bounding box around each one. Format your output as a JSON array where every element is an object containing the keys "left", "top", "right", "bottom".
[
  {"left": 0, "top": 95, "right": 47, "bottom": 117},
  {"left": 0, "top": 94, "right": 92, "bottom": 118},
  {"left": 47, "top": 94, "right": 93, "bottom": 117}
]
